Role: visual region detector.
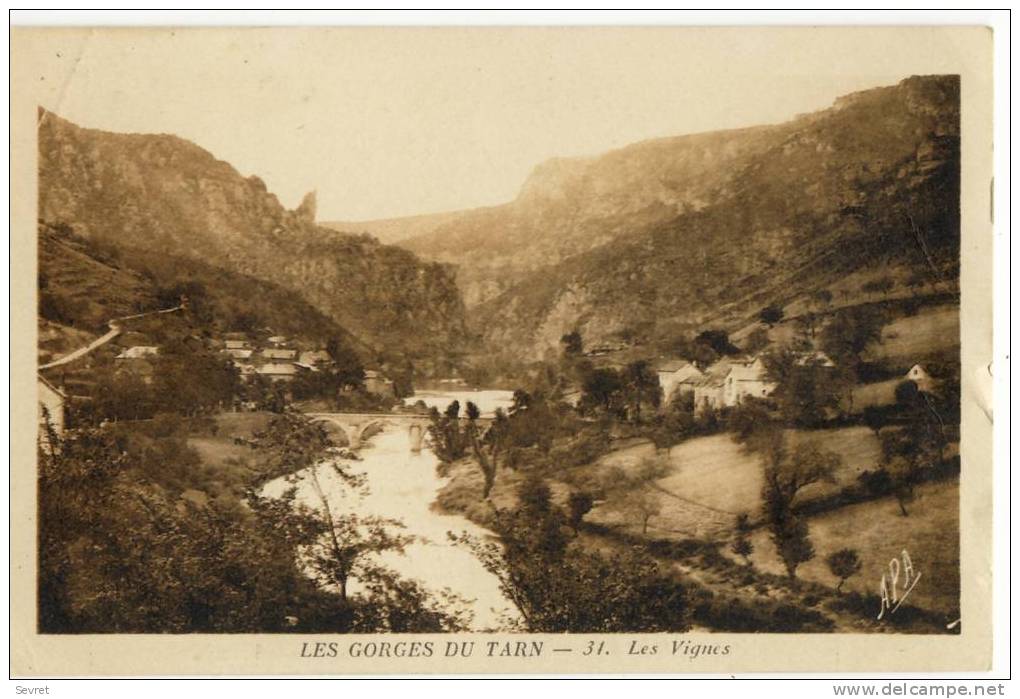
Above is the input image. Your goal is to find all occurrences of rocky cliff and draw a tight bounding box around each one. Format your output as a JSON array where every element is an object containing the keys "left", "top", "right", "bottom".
[
  {"left": 38, "top": 111, "right": 469, "bottom": 366},
  {"left": 400, "top": 76, "right": 961, "bottom": 360}
]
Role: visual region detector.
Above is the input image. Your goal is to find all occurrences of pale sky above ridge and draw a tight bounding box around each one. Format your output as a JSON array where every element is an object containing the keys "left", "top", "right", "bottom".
[{"left": 16, "top": 26, "right": 972, "bottom": 220}]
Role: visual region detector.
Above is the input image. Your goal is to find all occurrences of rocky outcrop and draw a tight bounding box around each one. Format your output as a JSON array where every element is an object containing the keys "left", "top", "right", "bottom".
[{"left": 38, "top": 112, "right": 468, "bottom": 364}]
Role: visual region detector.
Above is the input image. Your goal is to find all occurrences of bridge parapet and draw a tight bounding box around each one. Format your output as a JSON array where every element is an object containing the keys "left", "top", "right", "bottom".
[{"left": 305, "top": 411, "right": 494, "bottom": 452}]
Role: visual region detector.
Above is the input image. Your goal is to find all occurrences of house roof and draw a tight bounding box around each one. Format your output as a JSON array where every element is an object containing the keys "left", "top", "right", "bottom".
[
  {"left": 299, "top": 350, "right": 331, "bottom": 364},
  {"left": 262, "top": 348, "right": 297, "bottom": 359},
  {"left": 656, "top": 359, "right": 691, "bottom": 373},
  {"left": 728, "top": 362, "right": 770, "bottom": 382},
  {"left": 116, "top": 346, "right": 160, "bottom": 359},
  {"left": 795, "top": 350, "right": 836, "bottom": 367},
  {"left": 257, "top": 363, "right": 297, "bottom": 376}
]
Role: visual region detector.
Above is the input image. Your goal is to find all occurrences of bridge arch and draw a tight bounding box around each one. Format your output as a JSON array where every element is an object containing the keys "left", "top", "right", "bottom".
[{"left": 307, "top": 415, "right": 357, "bottom": 448}]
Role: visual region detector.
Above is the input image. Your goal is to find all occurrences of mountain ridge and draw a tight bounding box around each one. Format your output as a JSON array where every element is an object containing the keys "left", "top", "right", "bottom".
[{"left": 394, "top": 75, "right": 961, "bottom": 360}]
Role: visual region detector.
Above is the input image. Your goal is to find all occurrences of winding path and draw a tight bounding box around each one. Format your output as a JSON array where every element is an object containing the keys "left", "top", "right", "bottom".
[{"left": 39, "top": 304, "right": 184, "bottom": 370}]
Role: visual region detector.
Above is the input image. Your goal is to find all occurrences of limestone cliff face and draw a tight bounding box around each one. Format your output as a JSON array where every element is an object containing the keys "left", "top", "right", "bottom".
[
  {"left": 38, "top": 112, "right": 468, "bottom": 363},
  {"left": 401, "top": 76, "right": 961, "bottom": 360}
]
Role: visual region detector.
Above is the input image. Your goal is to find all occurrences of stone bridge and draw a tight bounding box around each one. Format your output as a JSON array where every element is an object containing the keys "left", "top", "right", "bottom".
[{"left": 306, "top": 412, "right": 494, "bottom": 452}]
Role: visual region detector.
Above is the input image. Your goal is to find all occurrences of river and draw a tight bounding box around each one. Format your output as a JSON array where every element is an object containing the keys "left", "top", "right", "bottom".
[{"left": 263, "top": 389, "right": 518, "bottom": 630}]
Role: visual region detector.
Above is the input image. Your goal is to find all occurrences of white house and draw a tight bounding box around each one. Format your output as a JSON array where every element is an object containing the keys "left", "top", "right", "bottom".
[
  {"left": 116, "top": 345, "right": 159, "bottom": 360},
  {"left": 224, "top": 348, "right": 253, "bottom": 360},
  {"left": 795, "top": 350, "right": 836, "bottom": 368},
  {"left": 262, "top": 348, "right": 297, "bottom": 361},
  {"left": 224, "top": 339, "right": 250, "bottom": 350},
  {"left": 905, "top": 364, "right": 936, "bottom": 393},
  {"left": 38, "top": 375, "right": 66, "bottom": 446},
  {"left": 694, "top": 356, "right": 776, "bottom": 414},
  {"left": 364, "top": 370, "right": 394, "bottom": 397},
  {"left": 256, "top": 363, "right": 297, "bottom": 382},
  {"left": 723, "top": 357, "right": 777, "bottom": 406},
  {"left": 299, "top": 349, "right": 332, "bottom": 366},
  {"left": 656, "top": 360, "right": 705, "bottom": 405}
]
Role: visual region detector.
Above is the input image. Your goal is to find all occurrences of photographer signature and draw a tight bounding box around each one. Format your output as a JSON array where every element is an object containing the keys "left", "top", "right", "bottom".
[{"left": 877, "top": 549, "right": 922, "bottom": 620}]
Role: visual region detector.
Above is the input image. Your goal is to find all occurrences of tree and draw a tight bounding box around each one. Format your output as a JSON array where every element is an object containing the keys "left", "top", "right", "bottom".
[
  {"left": 566, "top": 491, "right": 595, "bottom": 535},
  {"left": 621, "top": 360, "right": 662, "bottom": 422},
  {"left": 600, "top": 458, "right": 670, "bottom": 535},
  {"left": 744, "top": 327, "right": 771, "bottom": 354},
  {"left": 560, "top": 330, "right": 583, "bottom": 357},
  {"left": 464, "top": 401, "right": 498, "bottom": 500},
  {"left": 761, "top": 347, "right": 844, "bottom": 427},
  {"left": 426, "top": 401, "right": 467, "bottom": 463},
  {"left": 819, "top": 306, "right": 886, "bottom": 410},
  {"left": 579, "top": 367, "right": 625, "bottom": 417},
  {"left": 695, "top": 329, "right": 739, "bottom": 357},
  {"left": 759, "top": 304, "right": 785, "bottom": 328},
  {"left": 731, "top": 512, "right": 754, "bottom": 566},
  {"left": 811, "top": 289, "right": 834, "bottom": 311},
  {"left": 450, "top": 479, "right": 691, "bottom": 632},
  {"left": 826, "top": 548, "right": 862, "bottom": 593},
  {"left": 772, "top": 515, "right": 814, "bottom": 580},
  {"left": 819, "top": 306, "right": 886, "bottom": 373},
  {"left": 862, "top": 406, "right": 887, "bottom": 438},
  {"left": 793, "top": 313, "right": 820, "bottom": 344},
  {"left": 861, "top": 276, "right": 895, "bottom": 298},
  {"left": 249, "top": 411, "right": 468, "bottom": 630},
  {"left": 880, "top": 411, "right": 944, "bottom": 518},
  {"left": 325, "top": 337, "right": 366, "bottom": 392},
  {"left": 760, "top": 439, "right": 840, "bottom": 578}
]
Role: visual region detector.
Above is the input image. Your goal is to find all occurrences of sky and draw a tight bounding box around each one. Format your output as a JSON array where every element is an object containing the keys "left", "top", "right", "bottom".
[{"left": 16, "top": 26, "right": 975, "bottom": 221}]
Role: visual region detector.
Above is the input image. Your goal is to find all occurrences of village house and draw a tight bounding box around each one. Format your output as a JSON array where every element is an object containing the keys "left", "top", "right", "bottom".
[
  {"left": 116, "top": 345, "right": 159, "bottom": 360},
  {"left": 224, "top": 348, "right": 253, "bottom": 360},
  {"left": 256, "top": 363, "right": 297, "bottom": 382},
  {"left": 723, "top": 356, "right": 777, "bottom": 406},
  {"left": 38, "top": 374, "right": 66, "bottom": 446},
  {"left": 848, "top": 362, "right": 939, "bottom": 413},
  {"left": 224, "top": 339, "right": 250, "bottom": 350},
  {"left": 364, "top": 370, "right": 395, "bottom": 397},
  {"left": 234, "top": 362, "right": 257, "bottom": 378},
  {"left": 38, "top": 374, "right": 66, "bottom": 433},
  {"left": 694, "top": 356, "right": 776, "bottom": 414},
  {"left": 905, "top": 363, "right": 937, "bottom": 393},
  {"left": 267, "top": 335, "right": 288, "bottom": 347},
  {"left": 261, "top": 348, "right": 297, "bottom": 361},
  {"left": 656, "top": 359, "right": 705, "bottom": 405},
  {"left": 299, "top": 349, "right": 332, "bottom": 366},
  {"left": 795, "top": 350, "right": 836, "bottom": 367}
]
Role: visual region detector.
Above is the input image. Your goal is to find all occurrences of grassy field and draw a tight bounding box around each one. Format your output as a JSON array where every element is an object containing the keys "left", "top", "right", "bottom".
[
  {"left": 652, "top": 427, "right": 883, "bottom": 523},
  {"left": 867, "top": 303, "right": 959, "bottom": 364},
  {"left": 582, "top": 426, "right": 884, "bottom": 540},
  {"left": 739, "top": 479, "right": 959, "bottom": 617}
]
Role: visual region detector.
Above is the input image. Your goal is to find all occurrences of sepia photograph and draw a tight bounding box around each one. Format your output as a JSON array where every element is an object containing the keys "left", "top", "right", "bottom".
[{"left": 10, "top": 20, "right": 998, "bottom": 676}]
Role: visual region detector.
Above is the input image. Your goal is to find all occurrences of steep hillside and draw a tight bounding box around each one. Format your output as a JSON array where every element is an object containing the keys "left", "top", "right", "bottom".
[
  {"left": 401, "top": 126, "right": 778, "bottom": 307},
  {"left": 38, "top": 112, "right": 468, "bottom": 367},
  {"left": 403, "top": 76, "right": 960, "bottom": 359},
  {"left": 37, "top": 221, "right": 371, "bottom": 361}
]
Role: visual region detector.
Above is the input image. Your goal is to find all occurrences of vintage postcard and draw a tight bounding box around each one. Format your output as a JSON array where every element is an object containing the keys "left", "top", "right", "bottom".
[{"left": 10, "top": 25, "right": 995, "bottom": 675}]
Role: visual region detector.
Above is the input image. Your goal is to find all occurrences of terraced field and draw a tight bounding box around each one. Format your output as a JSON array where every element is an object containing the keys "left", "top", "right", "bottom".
[{"left": 740, "top": 479, "right": 960, "bottom": 618}]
